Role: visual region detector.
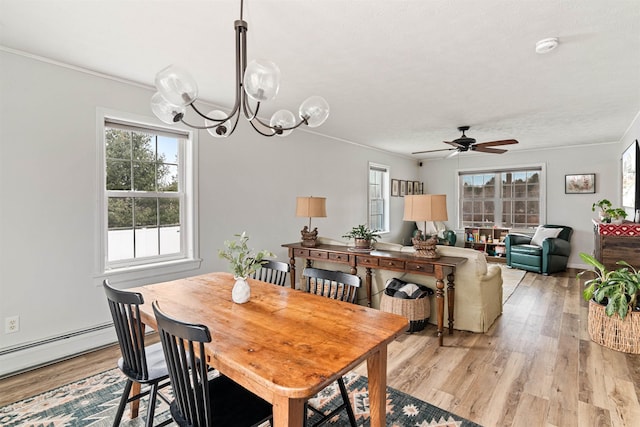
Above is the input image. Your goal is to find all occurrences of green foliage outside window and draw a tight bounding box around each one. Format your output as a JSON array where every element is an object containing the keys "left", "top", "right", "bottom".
[{"left": 105, "top": 129, "right": 180, "bottom": 230}]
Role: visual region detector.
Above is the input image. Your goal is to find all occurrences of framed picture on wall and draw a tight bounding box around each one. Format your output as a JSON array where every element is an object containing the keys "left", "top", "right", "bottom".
[
  {"left": 414, "top": 181, "right": 421, "bottom": 194},
  {"left": 407, "top": 181, "right": 414, "bottom": 195},
  {"left": 565, "top": 174, "right": 596, "bottom": 194},
  {"left": 391, "top": 179, "right": 399, "bottom": 197},
  {"left": 400, "top": 180, "right": 407, "bottom": 196}
]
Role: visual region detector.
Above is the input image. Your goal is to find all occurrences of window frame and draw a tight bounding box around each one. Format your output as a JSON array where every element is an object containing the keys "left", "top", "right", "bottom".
[
  {"left": 96, "top": 108, "right": 200, "bottom": 282},
  {"left": 368, "top": 162, "right": 390, "bottom": 233},
  {"left": 457, "top": 164, "right": 546, "bottom": 231}
]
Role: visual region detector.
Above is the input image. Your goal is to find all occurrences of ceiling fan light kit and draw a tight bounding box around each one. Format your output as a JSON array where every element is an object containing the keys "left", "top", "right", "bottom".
[
  {"left": 535, "top": 37, "right": 559, "bottom": 54},
  {"left": 150, "top": 0, "right": 329, "bottom": 138},
  {"left": 412, "top": 126, "right": 519, "bottom": 157}
]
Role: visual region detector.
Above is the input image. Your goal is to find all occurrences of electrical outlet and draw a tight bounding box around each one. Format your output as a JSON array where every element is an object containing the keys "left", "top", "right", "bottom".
[{"left": 5, "top": 316, "right": 19, "bottom": 334}]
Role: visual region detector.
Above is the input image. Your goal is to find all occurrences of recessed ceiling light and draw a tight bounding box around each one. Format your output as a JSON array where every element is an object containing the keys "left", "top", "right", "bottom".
[{"left": 535, "top": 37, "right": 559, "bottom": 54}]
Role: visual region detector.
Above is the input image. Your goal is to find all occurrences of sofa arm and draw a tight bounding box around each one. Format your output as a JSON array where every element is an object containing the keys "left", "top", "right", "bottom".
[
  {"left": 543, "top": 237, "right": 571, "bottom": 257},
  {"left": 480, "top": 263, "right": 502, "bottom": 282}
]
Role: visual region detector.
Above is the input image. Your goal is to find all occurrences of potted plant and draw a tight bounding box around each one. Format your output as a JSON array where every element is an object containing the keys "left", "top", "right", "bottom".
[
  {"left": 218, "top": 232, "right": 274, "bottom": 304},
  {"left": 577, "top": 252, "right": 640, "bottom": 353},
  {"left": 342, "top": 224, "right": 381, "bottom": 249},
  {"left": 592, "top": 199, "right": 612, "bottom": 223},
  {"left": 605, "top": 207, "right": 628, "bottom": 225}
]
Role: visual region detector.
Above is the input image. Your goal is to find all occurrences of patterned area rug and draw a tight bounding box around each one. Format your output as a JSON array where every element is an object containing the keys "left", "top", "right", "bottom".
[
  {"left": 497, "top": 264, "right": 526, "bottom": 303},
  {"left": 0, "top": 369, "right": 482, "bottom": 427}
]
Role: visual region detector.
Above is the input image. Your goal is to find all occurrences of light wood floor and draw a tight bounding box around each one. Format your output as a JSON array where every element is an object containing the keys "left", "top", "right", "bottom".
[{"left": 2, "top": 270, "right": 639, "bottom": 426}]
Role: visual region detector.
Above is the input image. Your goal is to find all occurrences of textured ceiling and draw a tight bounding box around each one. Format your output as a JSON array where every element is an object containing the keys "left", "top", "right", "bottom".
[{"left": 2, "top": 0, "right": 639, "bottom": 158}]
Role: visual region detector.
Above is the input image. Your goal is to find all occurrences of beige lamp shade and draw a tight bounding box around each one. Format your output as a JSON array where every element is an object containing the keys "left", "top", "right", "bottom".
[
  {"left": 296, "top": 196, "right": 327, "bottom": 218},
  {"left": 403, "top": 194, "right": 448, "bottom": 222}
]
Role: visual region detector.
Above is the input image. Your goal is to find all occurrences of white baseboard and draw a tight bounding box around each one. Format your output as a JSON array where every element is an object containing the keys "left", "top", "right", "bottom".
[{"left": 0, "top": 325, "right": 117, "bottom": 378}]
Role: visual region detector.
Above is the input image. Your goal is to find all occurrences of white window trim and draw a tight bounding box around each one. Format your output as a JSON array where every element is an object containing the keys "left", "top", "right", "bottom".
[
  {"left": 368, "top": 162, "right": 390, "bottom": 234},
  {"left": 95, "top": 108, "right": 201, "bottom": 283},
  {"left": 455, "top": 163, "right": 546, "bottom": 232}
]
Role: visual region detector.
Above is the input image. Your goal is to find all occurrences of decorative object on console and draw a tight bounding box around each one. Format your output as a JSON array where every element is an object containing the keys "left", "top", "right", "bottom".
[
  {"left": 296, "top": 196, "right": 327, "bottom": 247},
  {"left": 150, "top": 0, "right": 329, "bottom": 138},
  {"left": 218, "top": 232, "right": 274, "bottom": 303},
  {"left": 592, "top": 199, "right": 612, "bottom": 222},
  {"left": 342, "top": 224, "right": 380, "bottom": 250},
  {"left": 403, "top": 194, "right": 448, "bottom": 258},
  {"left": 606, "top": 207, "right": 628, "bottom": 225}
]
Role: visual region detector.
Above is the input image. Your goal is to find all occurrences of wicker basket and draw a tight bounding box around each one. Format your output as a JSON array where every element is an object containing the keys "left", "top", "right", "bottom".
[
  {"left": 380, "top": 293, "right": 430, "bottom": 333},
  {"left": 588, "top": 300, "right": 640, "bottom": 354}
]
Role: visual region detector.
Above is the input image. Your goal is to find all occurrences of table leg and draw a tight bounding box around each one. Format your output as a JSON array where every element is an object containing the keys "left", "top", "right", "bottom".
[
  {"left": 366, "top": 346, "right": 388, "bottom": 427},
  {"left": 434, "top": 265, "right": 445, "bottom": 346},
  {"left": 288, "top": 249, "right": 296, "bottom": 289},
  {"left": 365, "top": 267, "right": 372, "bottom": 307},
  {"left": 447, "top": 270, "right": 455, "bottom": 334},
  {"left": 272, "top": 395, "right": 305, "bottom": 427}
]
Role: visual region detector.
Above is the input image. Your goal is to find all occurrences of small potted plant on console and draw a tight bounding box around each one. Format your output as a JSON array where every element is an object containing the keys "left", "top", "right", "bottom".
[
  {"left": 592, "top": 199, "right": 612, "bottom": 223},
  {"left": 342, "top": 224, "right": 380, "bottom": 250}
]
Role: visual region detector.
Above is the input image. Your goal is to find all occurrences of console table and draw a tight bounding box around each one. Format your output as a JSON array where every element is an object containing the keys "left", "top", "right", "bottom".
[
  {"left": 282, "top": 242, "right": 467, "bottom": 346},
  {"left": 593, "top": 219, "right": 640, "bottom": 270}
]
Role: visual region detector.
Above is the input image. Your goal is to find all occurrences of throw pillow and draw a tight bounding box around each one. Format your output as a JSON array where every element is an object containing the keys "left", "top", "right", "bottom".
[{"left": 530, "top": 226, "right": 562, "bottom": 247}]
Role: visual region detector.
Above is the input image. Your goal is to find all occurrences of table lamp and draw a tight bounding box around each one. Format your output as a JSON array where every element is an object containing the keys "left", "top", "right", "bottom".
[
  {"left": 403, "top": 194, "right": 448, "bottom": 258},
  {"left": 296, "top": 196, "right": 327, "bottom": 247}
]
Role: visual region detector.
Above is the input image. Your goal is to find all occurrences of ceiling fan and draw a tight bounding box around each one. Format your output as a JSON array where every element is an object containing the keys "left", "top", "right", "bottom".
[{"left": 412, "top": 126, "right": 518, "bottom": 157}]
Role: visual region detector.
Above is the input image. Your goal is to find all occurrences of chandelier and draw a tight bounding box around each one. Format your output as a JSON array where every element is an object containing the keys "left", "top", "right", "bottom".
[{"left": 150, "top": 0, "right": 329, "bottom": 137}]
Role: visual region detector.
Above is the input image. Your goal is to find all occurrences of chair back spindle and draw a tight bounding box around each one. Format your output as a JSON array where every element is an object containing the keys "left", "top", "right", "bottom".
[
  {"left": 302, "top": 267, "right": 361, "bottom": 304},
  {"left": 250, "top": 259, "right": 290, "bottom": 286}
]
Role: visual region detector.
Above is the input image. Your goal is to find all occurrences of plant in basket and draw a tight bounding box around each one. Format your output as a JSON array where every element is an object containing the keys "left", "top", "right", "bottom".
[
  {"left": 577, "top": 252, "right": 640, "bottom": 353},
  {"left": 578, "top": 253, "right": 640, "bottom": 319}
]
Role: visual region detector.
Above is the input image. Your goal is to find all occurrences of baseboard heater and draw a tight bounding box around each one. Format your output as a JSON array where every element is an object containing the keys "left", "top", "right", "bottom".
[{"left": 0, "top": 322, "right": 117, "bottom": 378}]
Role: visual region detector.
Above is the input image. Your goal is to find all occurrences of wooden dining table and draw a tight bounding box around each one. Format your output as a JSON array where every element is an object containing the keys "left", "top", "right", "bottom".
[{"left": 130, "top": 272, "right": 408, "bottom": 427}]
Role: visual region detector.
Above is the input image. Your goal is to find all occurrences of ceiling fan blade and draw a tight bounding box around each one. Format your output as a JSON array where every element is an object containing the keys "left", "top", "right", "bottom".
[
  {"left": 475, "top": 139, "right": 518, "bottom": 148},
  {"left": 473, "top": 146, "right": 508, "bottom": 154},
  {"left": 412, "top": 148, "right": 456, "bottom": 155},
  {"left": 444, "top": 140, "right": 465, "bottom": 149}
]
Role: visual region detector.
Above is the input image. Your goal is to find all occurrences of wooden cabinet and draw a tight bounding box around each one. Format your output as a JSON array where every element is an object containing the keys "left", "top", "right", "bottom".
[
  {"left": 464, "top": 227, "right": 509, "bottom": 260},
  {"left": 593, "top": 220, "right": 640, "bottom": 270}
]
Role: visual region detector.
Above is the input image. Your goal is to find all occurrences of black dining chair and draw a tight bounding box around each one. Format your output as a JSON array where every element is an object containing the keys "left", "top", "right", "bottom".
[
  {"left": 301, "top": 267, "right": 360, "bottom": 427},
  {"left": 302, "top": 267, "right": 361, "bottom": 304},
  {"left": 250, "top": 259, "right": 290, "bottom": 286},
  {"left": 103, "top": 280, "right": 171, "bottom": 427},
  {"left": 152, "top": 301, "right": 273, "bottom": 427}
]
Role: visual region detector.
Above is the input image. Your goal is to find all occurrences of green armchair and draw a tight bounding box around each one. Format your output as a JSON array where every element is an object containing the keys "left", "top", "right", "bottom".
[{"left": 505, "top": 225, "right": 573, "bottom": 275}]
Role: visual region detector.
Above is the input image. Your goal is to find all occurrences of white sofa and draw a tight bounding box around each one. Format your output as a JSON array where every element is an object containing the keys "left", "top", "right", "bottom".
[{"left": 307, "top": 238, "right": 503, "bottom": 333}]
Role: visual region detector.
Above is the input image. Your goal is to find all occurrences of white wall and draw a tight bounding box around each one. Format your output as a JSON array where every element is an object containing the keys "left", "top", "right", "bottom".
[
  {"left": 0, "top": 51, "right": 418, "bottom": 375},
  {"left": 418, "top": 135, "right": 635, "bottom": 268}
]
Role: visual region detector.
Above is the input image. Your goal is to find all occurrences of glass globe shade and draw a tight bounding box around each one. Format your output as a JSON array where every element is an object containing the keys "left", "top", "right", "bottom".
[
  {"left": 299, "top": 96, "right": 330, "bottom": 128},
  {"left": 150, "top": 92, "right": 185, "bottom": 124},
  {"left": 269, "top": 110, "right": 296, "bottom": 137},
  {"left": 243, "top": 59, "right": 280, "bottom": 102},
  {"left": 155, "top": 65, "right": 199, "bottom": 107},
  {"left": 205, "top": 110, "right": 232, "bottom": 138}
]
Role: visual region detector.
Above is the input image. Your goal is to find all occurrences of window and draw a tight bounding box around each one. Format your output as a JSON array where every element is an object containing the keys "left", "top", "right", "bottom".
[
  {"left": 459, "top": 166, "right": 544, "bottom": 229},
  {"left": 368, "top": 163, "right": 390, "bottom": 233},
  {"left": 98, "top": 111, "right": 199, "bottom": 276}
]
